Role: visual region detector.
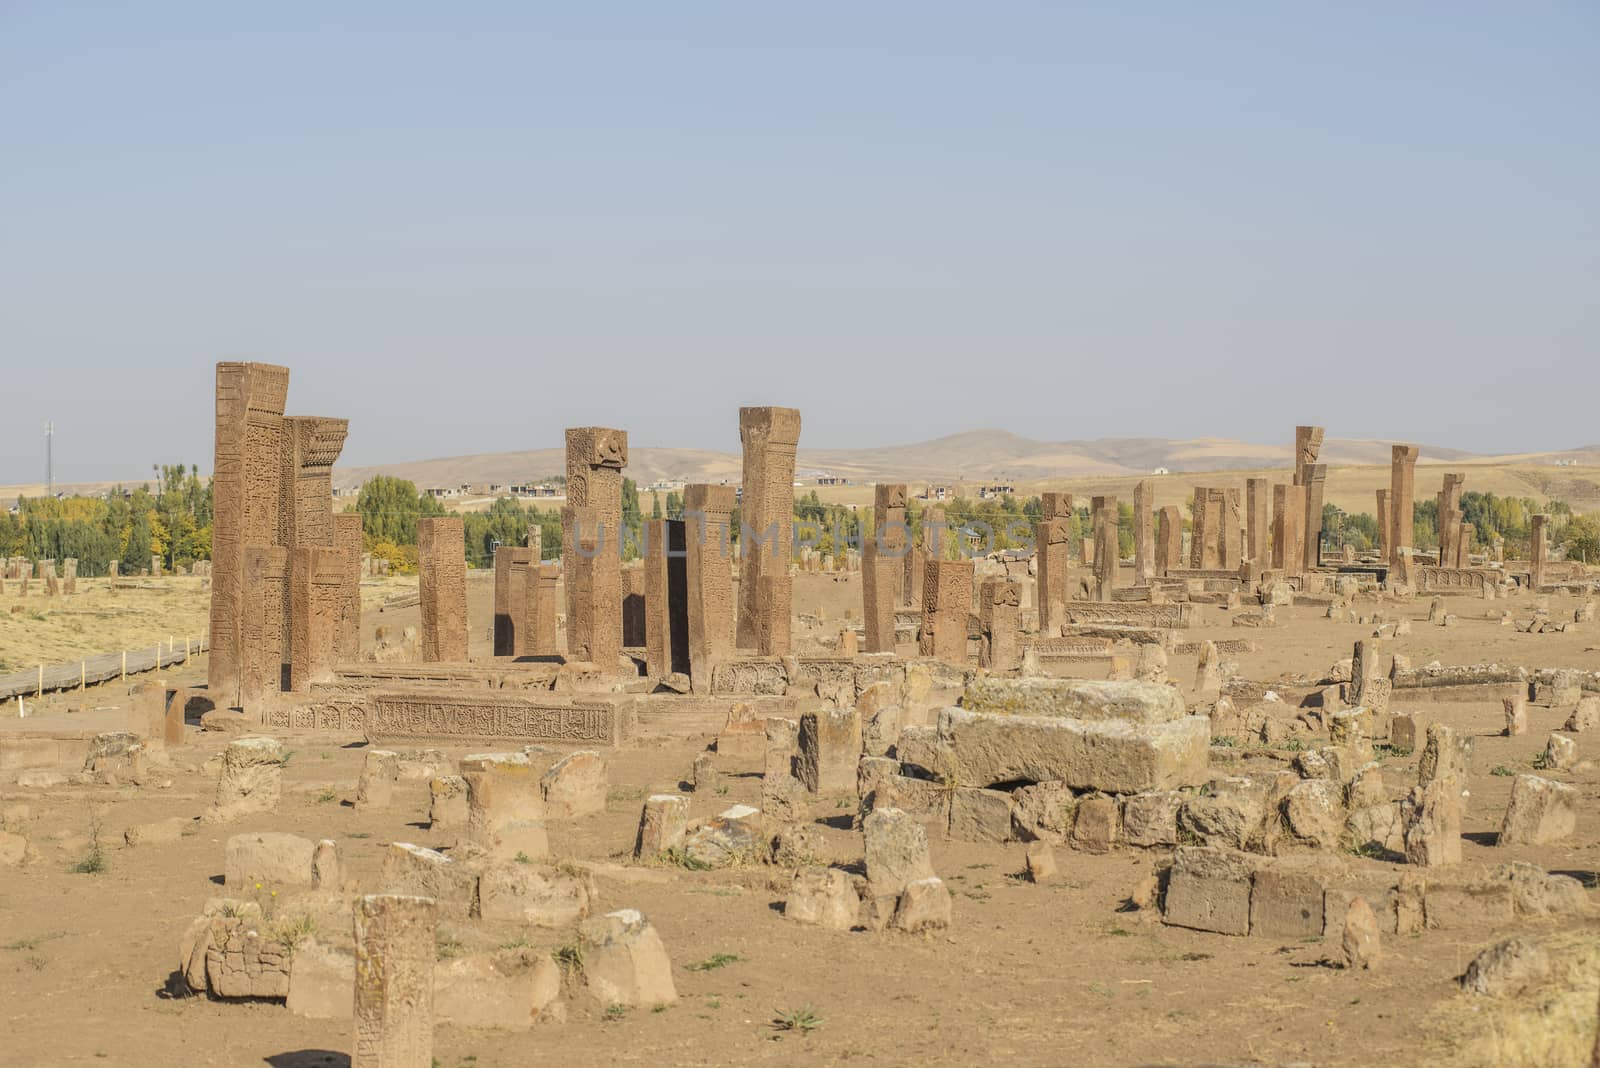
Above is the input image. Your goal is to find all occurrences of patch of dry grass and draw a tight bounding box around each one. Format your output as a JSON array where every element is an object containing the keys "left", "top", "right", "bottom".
[{"left": 1426, "top": 928, "right": 1600, "bottom": 1068}]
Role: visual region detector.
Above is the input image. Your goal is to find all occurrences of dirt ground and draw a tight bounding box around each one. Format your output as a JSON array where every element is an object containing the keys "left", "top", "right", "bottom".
[{"left": 2, "top": 573, "right": 1598, "bottom": 1067}]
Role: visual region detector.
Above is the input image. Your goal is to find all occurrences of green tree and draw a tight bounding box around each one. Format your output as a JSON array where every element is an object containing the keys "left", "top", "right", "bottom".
[
  {"left": 1562, "top": 514, "right": 1600, "bottom": 564},
  {"left": 355, "top": 476, "right": 445, "bottom": 545}
]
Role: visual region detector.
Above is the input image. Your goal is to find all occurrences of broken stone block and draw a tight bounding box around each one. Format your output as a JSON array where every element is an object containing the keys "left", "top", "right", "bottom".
[
  {"left": 762, "top": 717, "right": 799, "bottom": 780},
  {"left": 1178, "top": 777, "right": 1269, "bottom": 851},
  {"left": 1249, "top": 862, "right": 1330, "bottom": 940},
  {"left": 948, "top": 787, "right": 1015, "bottom": 843},
  {"left": 1504, "top": 696, "right": 1528, "bottom": 737},
  {"left": 863, "top": 807, "right": 936, "bottom": 897},
  {"left": 1281, "top": 780, "right": 1343, "bottom": 850},
  {"left": 861, "top": 703, "right": 905, "bottom": 759},
  {"left": 580, "top": 909, "right": 676, "bottom": 1007},
  {"left": 681, "top": 805, "right": 764, "bottom": 868},
  {"left": 1070, "top": 795, "right": 1119, "bottom": 854},
  {"left": 634, "top": 795, "right": 690, "bottom": 860},
  {"left": 206, "top": 916, "right": 291, "bottom": 998},
  {"left": 1565, "top": 696, "right": 1600, "bottom": 733},
  {"left": 1402, "top": 781, "right": 1462, "bottom": 867},
  {"left": 1121, "top": 791, "right": 1183, "bottom": 849},
  {"left": 379, "top": 842, "right": 479, "bottom": 919},
  {"left": 206, "top": 736, "right": 284, "bottom": 822},
  {"left": 462, "top": 752, "right": 548, "bottom": 862},
  {"left": 862, "top": 774, "right": 950, "bottom": 829},
  {"left": 84, "top": 731, "right": 147, "bottom": 785},
  {"left": 478, "top": 863, "right": 591, "bottom": 926},
  {"left": 1163, "top": 846, "right": 1256, "bottom": 936},
  {"left": 1389, "top": 712, "right": 1419, "bottom": 752},
  {"left": 894, "top": 725, "right": 952, "bottom": 779},
  {"left": 540, "top": 751, "right": 607, "bottom": 819},
  {"left": 1461, "top": 937, "right": 1550, "bottom": 997},
  {"left": 1494, "top": 861, "right": 1590, "bottom": 916},
  {"left": 1009, "top": 781, "right": 1077, "bottom": 844},
  {"left": 856, "top": 755, "right": 898, "bottom": 800},
  {"left": 1135, "top": 644, "right": 1169, "bottom": 685},
  {"left": 434, "top": 949, "right": 561, "bottom": 1029},
  {"left": 796, "top": 709, "right": 863, "bottom": 793},
  {"left": 761, "top": 772, "right": 808, "bottom": 825},
  {"left": 1543, "top": 732, "right": 1577, "bottom": 771},
  {"left": 225, "top": 831, "right": 317, "bottom": 889},
  {"left": 892, "top": 876, "right": 952, "bottom": 933},
  {"left": 784, "top": 866, "right": 858, "bottom": 930},
  {"left": 1345, "top": 803, "right": 1404, "bottom": 856},
  {"left": 716, "top": 702, "right": 766, "bottom": 763},
  {"left": 937, "top": 707, "right": 1211, "bottom": 794},
  {"left": 286, "top": 938, "right": 355, "bottom": 1019},
  {"left": 959, "top": 678, "right": 1186, "bottom": 723},
  {"left": 692, "top": 752, "right": 718, "bottom": 793},
  {"left": 354, "top": 749, "right": 399, "bottom": 812},
  {"left": 1417, "top": 722, "right": 1472, "bottom": 789},
  {"left": 1498, "top": 775, "right": 1578, "bottom": 846},
  {"left": 1024, "top": 842, "right": 1057, "bottom": 883},
  {"left": 1327, "top": 710, "right": 1372, "bottom": 762},
  {"left": 1342, "top": 897, "right": 1380, "bottom": 970},
  {"left": 428, "top": 775, "right": 468, "bottom": 830}
]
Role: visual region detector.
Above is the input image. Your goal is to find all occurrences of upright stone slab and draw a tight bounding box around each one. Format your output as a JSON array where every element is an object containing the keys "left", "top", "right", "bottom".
[
  {"left": 736, "top": 407, "right": 800, "bottom": 655},
  {"left": 353, "top": 894, "right": 437, "bottom": 1068},
  {"left": 1300, "top": 463, "right": 1327, "bottom": 570},
  {"left": 1035, "top": 492, "right": 1073, "bottom": 632},
  {"left": 862, "top": 484, "right": 907, "bottom": 653},
  {"left": 278, "top": 416, "right": 348, "bottom": 550},
  {"left": 209, "top": 361, "right": 290, "bottom": 708},
  {"left": 1389, "top": 445, "right": 1419, "bottom": 573},
  {"left": 1156, "top": 505, "right": 1183, "bottom": 574},
  {"left": 289, "top": 545, "right": 349, "bottom": 693},
  {"left": 526, "top": 564, "right": 561, "bottom": 657},
  {"left": 1189, "top": 487, "right": 1212, "bottom": 570},
  {"left": 1437, "top": 473, "right": 1465, "bottom": 573},
  {"left": 644, "top": 518, "right": 689, "bottom": 678},
  {"left": 1245, "top": 477, "right": 1270, "bottom": 565},
  {"left": 492, "top": 546, "right": 532, "bottom": 657},
  {"left": 1218, "top": 488, "right": 1242, "bottom": 570},
  {"left": 621, "top": 565, "right": 646, "bottom": 648},
  {"left": 1272, "top": 484, "right": 1304, "bottom": 577},
  {"left": 1294, "top": 425, "right": 1324, "bottom": 485},
  {"left": 333, "top": 512, "right": 364, "bottom": 661},
  {"left": 417, "top": 517, "right": 468, "bottom": 662},
  {"left": 1093, "top": 495, "right": 1119, "bottom": 601},
  {"left": 919, "top": 557, "right": 973, "bottom": 664},
  {"left": 1530, "top": 514, "right": 1549, "bottom": 590},
  {"left": 1375, "top": 489, "right": 1389, "bottom": 557},
  {"left": 978, "top": 576, "right": 1021, "bottom": 672},
  {"left": 1132, "top": 480, "right": 1154, "bottom": 584},
  {"left": 563, "top": 427, "right": 628, "bottom": 666},
  {"left": 241, "top": 547, "right": 290, "bottom": 707},
  {"left": 684, "top": 485, "right": 737, "bottom": 693}
]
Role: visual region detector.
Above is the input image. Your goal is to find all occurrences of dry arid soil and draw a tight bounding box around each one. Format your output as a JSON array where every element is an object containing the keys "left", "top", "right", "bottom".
[{"left": 2, "top": 572, "right": 1599, "bottom": 1067}]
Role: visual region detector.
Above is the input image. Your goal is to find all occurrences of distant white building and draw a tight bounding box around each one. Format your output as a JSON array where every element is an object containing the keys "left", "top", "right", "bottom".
[{"left": 1151, "top": 467, "right": 1171, "bottom": 476}]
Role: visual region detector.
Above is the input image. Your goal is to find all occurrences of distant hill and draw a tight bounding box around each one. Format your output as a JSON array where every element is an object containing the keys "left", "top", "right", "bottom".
[{"left": 328, "top": 430, "right": 1487, "bottom": 491}]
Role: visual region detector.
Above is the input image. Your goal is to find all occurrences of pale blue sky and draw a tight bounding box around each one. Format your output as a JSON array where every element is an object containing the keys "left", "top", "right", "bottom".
[{"left": 2, "top": 2, "right": 1596, "bottom": 484}]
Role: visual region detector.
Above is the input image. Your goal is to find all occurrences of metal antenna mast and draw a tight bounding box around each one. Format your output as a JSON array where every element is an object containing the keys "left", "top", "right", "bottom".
[{"left": 45, "top": 422, "right": 55, "bottom": 495}]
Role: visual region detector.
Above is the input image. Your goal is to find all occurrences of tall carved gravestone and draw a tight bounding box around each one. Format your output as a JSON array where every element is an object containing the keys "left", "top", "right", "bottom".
[
  {"left": 525, "top": 564, "right": 561, "bottom": 657},
  {"left": 919, "top": 557, "right": 973, "bottom": 664},
  {"left": 1189, "top": 487, "right": 1211, "bottom": 570},
  {"left": 1375, "top": 489, "right": 1389, "bottom": 558},
  {"left": 492, "top": 546, "right": 533, "bottom": 657},
  {"left": 736, "top": 407, "right": 800, "bottom": 655},
  {"left": 352, "top": 893, "right": 437, "bottom": 1068},
  {"left": 906, "top": 504, "right": 946, "bottom": 608},
  {"left": 644, "top": 518, "right": 690, "bottom": 678},
  {"left": 563, "top": 427, "right": 628, "bottom": 667},
  {"left": 978, "top": 576, "right": 1021, "bottom": 672},
  {"left": 1273, "top": 484, "right": 1305, "bottom": 578},
  {"left": 333, "top": 512, "right": 364, "bottom": 660},
  {"left": 862, "top": 483, "right": 907, "bottom": 653},
  {"left": 1132, "top": 480, "right": 1154, "bottom": 584},
  {"left": 209, "top": 362, "right": 290, "bottom": 708},
  {"left": 1437, "top": 473, "right": 1465, "bottom": 570},
  {"left": 1389, "top": 445, "right": 1419, "bottom": 576},
  {"left": 241, "top": 547, "right": 290, "bottom": 706},
  {"left": 1035, "top": 492, "right": 1073, "bottom": 632},
  {"left": 1156, "top": 505, "right": 1183, "bottom": 573},
  {"left": 1531, "top": 513, "right": 1549, "bottom": 590},
  {"left": 683, "top": 484, "right": 736, "bottom": 692},
  {"left": 1092, "top": 495, "right": 1119, "bottom": 601},
  {"left": 621, "top": 566, "right": 647, "bottom": 649},
  {"left": 289, "top": 545, "right": 349, "bottom": 692},
  {"left": 1300, "top": 464, "right": 1326, "bottom": 570},
  {"left": 417, "top": 517, "right": 468, "bottom": 662},
  {"left": 1246, "top": 477, "right": 1271, "bottom": 565}
]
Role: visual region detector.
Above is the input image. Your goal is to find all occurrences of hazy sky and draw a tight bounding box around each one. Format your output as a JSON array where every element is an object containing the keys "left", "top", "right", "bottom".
[{"left": 2, "top": 3, "right": 1596, "bottom": 485}]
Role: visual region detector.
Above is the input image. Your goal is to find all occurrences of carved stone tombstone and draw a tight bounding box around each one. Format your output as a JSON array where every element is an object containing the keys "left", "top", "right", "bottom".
[
  {"left": 353, "top": 893, "right": 438, "bottom": 1068},
  {"left": 736, "top": 407, "right": 800, "bottom": 655}
]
